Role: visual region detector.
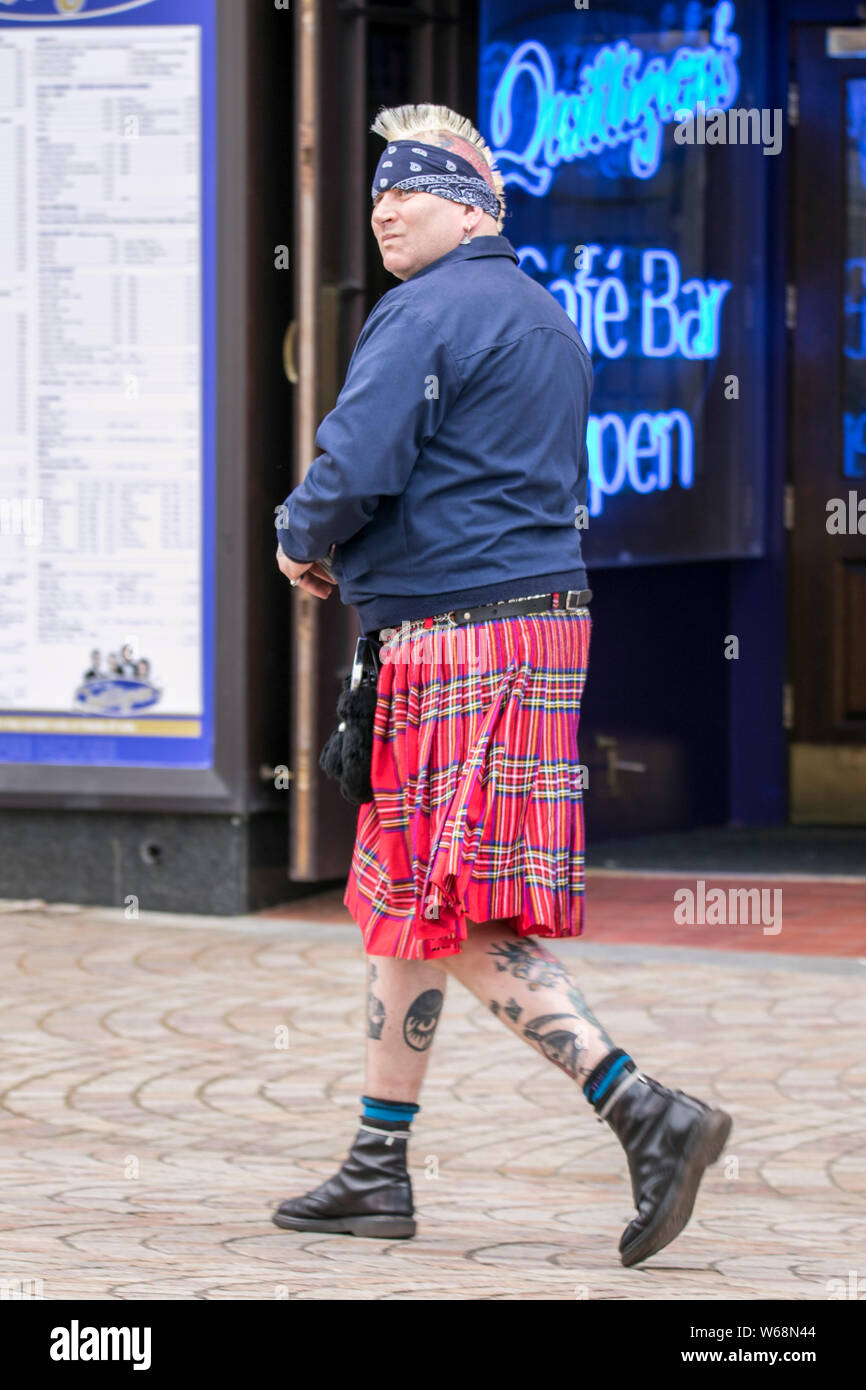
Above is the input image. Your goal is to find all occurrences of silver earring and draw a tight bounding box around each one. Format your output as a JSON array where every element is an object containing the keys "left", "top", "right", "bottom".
[{"left": 461, "top": 229, "right": 471, "bottom": 244}]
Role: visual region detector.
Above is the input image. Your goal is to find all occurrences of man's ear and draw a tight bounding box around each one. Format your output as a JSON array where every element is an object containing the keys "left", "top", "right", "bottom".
[{"left": 464, "top": 204, "right": 485, "bottom": 232}]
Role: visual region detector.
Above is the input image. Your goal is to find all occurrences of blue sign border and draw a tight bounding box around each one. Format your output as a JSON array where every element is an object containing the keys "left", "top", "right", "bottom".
[{"left": 0, "top": 0, "right": 216, "bottom": 769}]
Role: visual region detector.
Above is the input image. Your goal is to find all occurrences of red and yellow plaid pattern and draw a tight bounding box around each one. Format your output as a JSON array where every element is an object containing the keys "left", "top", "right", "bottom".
[{"left": 343, "top": 609, "right": 592, "bottom": 959}]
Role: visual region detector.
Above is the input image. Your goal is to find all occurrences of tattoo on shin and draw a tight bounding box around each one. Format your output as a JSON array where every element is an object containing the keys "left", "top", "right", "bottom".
[
  {"left": 488, "top": 998, "right": 522, "bottom": 1021},
  {"left": 367, "top": 962, "right": 386, "bottom": 1040},
  {"left": 486, "top": 940, "right": 571, "bottom": 991},
  {"left": 403, "top": 988, "right": 444, "bottom": 1051},
  {"left": 565, "top": 984, "right": 616, "bottom": 1050},
  {"left": 523, "top": 1013, "right": 592, "bottom": 1080},
  {"left": 485, "top": 939, "right": 614, "bottom": 1051}
]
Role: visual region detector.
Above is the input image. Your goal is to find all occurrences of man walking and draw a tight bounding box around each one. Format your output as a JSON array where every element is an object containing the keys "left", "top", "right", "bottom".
[{"left": 273, "top": 103, "right": 731, "bottom": 1266}]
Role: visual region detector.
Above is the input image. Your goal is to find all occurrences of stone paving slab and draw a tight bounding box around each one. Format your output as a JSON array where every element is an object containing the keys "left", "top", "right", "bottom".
[{"left": 0, "top": 900, "right": 864, "bottom": 1301}]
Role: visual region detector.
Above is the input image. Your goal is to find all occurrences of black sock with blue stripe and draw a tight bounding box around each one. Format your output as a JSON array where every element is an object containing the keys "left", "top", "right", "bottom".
[
  {"left": 360, "top": 1095, "right": 420, "bottom": 1133},
  {"left": 583, "top": 1049, "right": 637, "bottom": 1111}
]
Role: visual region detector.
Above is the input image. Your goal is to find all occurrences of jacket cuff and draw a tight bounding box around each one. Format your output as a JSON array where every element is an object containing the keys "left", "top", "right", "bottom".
[{"left": 276, "top": 526, "right": 313, "bottom": 565}]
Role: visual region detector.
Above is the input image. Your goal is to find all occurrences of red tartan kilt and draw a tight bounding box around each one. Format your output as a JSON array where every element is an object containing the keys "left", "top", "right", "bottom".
[{"left": 343, "top": 609, "right": 592, "bottom": 960}]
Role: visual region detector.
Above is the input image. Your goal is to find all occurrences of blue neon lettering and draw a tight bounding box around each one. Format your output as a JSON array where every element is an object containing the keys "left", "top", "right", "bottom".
[
  {"left": 641, "top": 249, "right": 680, "bottom": 356},
  {"left": 627, "top": 414, "right": 660, "bottom": 492},
  {"left": 547, "top": 273, "right": 579, "bottom": 326},
  {"left": 488, "top": 1, "right": 741, "bottom": 191},
  {"left": 572, "top": 243, "right": 602, "bottom": 347},
  {"left": 586, "top": 410, "right": 695, "bottom": 515},
  {"left": 518, "top": 243, "right": 730, "bottom": 360},
  {"left": 595, "top": 271, "right": 629, "bottom": 358},
  {"left": 844, "top": 412, "right": 866, "bottom": 477},
  {"left": 680, "top": 277, "right": 731, "bottom": 357},
  {"left": 589, "top": 414, "right": 628, "bottom": 508},
  {"left": 514, "top": 251, "right": 701, "bottom": 514},
  {"left": 641, "top": 251, "right": 732, "bottom": 359},
  {"left": 517, "top": 244, "right": 549, "bottom": 274},
  {"left": 655, "top": 410, "right": 694, "bottom": 490}
]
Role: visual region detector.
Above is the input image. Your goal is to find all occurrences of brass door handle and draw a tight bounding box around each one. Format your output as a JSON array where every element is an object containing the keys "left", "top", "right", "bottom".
[{"left": 283, "top": 319, "right": 298, "bottom": 383}]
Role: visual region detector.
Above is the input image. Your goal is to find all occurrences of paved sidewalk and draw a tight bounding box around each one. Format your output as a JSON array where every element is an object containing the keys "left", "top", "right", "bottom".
[{"left": 1, "top": 898, "right": 864, "bottom": 1300}]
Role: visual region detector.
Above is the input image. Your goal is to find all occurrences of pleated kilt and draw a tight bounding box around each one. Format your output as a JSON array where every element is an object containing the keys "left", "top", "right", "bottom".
[{"left": 343, "top": 607, "right": 592, "bottom": 960}]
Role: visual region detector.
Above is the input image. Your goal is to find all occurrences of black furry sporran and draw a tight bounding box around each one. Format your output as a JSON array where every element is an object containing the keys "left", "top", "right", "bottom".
[{"left": 318, "top": 636, "right": 382, "bottom": 805}]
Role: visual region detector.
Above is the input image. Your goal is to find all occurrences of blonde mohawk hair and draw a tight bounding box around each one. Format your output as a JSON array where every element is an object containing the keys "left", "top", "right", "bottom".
[{"left": 370, "top": 103, "right": 506, "bottom": 230}]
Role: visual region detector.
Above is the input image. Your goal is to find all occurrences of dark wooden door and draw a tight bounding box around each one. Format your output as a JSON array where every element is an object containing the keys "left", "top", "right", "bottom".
[
  {"left": 288, "top": 0, "right": 475, "bottom": 879},
  {"left": 789, "top": 25, "right": 866, "bottom": 823}
]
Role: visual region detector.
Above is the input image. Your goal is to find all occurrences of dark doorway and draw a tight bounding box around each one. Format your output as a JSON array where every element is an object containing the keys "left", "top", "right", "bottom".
[
  {"left": 789, "top": 24, "right": 866, "bottom": 823},
  {"left": 288, "top": 0, "right": 479, "bottom": 880}
]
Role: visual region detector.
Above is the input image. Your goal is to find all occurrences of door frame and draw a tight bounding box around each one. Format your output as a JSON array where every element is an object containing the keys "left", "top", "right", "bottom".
[{"left": 787, "top": 20, "right": 866, "bottom": 823}]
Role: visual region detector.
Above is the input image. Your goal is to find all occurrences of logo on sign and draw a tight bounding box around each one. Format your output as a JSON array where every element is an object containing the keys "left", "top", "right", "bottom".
[
  {"left": 74, "top": 678, "right": 161, "bottom": 715},
  {"left": 0, "top": 0, "right": 157, "bottom": 19},
  {"left": 74, "top": 645, "right": 162, "bottom": 715}
]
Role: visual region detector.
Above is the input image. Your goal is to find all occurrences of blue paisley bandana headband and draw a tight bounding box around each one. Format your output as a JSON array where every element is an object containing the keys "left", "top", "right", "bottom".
[{"left": 372, "top": 139, "right": 501, "bottom": 221}]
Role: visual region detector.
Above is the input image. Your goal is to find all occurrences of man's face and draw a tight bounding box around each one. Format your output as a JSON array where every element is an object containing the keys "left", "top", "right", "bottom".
[{"left": 371, "top": 187, "right": 469, "bottom": 281}]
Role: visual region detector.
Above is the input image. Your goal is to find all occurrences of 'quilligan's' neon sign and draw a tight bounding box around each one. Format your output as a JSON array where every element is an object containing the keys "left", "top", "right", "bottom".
[{"left": 489, "top": 0, "right": 741, "bottom": 191}]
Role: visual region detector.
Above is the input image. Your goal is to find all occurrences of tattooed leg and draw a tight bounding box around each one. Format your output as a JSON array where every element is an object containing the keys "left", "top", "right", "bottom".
[
  {"left": 365, "top": 956, "right": 447, "bottom": 1101},
  {"left": 439, "top": 922, "right": 617, "bottom": 1084}
]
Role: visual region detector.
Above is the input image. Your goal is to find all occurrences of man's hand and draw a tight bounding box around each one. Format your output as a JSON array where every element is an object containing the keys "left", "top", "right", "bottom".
[{"left": 276, "top": 545, "right": 337, "bottom": 599}]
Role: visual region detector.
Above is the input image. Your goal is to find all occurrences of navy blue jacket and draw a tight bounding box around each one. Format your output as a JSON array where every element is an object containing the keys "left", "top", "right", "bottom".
[{"left": 275, "top": 234, "right": 592, "bottom": 634}]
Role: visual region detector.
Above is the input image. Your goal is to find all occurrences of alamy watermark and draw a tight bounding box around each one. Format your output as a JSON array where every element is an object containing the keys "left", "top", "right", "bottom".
[
  {"left": 674, "top": 101, "right": 783, "bottom": 156},
  {"left": 0, "top": 1276, "right": 43, "bottom": 1299},
  {"left": 674, "top": 879, "right": 782, "bottom": 936},
  {"left": 0, "top": 497, "right": 43, "bottom": 546},
  {"left": 826, "top": 1270, "right": 866, "bottom": 1299},
  {"left": 378, "top": 621, "right": 495, "bottom": 673},
  {"left": 50, "top": 1321, "right": 151, "bottom": 1370},
  {"left": 826, "top": 491, "right": 865, "bottom": 534}
]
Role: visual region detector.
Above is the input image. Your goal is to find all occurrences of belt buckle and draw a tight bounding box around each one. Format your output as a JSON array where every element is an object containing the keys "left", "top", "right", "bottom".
[
  {"left": 350, "top": 636, "right": 379, "bottom": 690},
  {"left": 438, "top": 609, "right": 457, "bottom": 628},
  {"left": 565, "top": 589, "right": 581, "bottom": 611}
]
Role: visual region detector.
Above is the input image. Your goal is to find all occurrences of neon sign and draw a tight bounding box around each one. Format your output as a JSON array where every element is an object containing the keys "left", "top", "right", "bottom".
[
  {"left": 518, "top": 244, "right": 731, "bottom": 360},
  {"left": 488, "top": 0, "right": 741, "bottom": 191},
  {"left": 844, "top": 413, "right": 866, "bottom": 477},
  {"left": 586, "top": 410, "right": 694, "bottom": 517},
  {"left": 517, "top": 244, "right": 708, "bottom": 513}
]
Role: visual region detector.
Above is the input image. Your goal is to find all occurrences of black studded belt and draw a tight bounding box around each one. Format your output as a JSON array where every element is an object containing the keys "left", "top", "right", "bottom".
[{"left": 380, "top": 588, "right": 592, "bottom": 642}]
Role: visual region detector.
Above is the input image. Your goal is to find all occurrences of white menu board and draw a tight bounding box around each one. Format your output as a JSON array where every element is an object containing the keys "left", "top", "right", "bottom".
[{"left": 0, "top": 24, "right": 203, "bottom": 739}]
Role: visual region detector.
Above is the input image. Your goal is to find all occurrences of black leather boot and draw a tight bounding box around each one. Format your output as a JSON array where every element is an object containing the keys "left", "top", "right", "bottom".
[
  {"left": 599, "top": 1069, "right": 732, "bottom": 1267},
  {"left": 272, "top": 1123, "right": 416, "bottom": 1238}
]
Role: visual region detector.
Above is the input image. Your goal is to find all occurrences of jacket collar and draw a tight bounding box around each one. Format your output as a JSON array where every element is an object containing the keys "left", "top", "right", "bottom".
[{"left": 406, "top": 234, "right": 519, "bottom": 283}]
